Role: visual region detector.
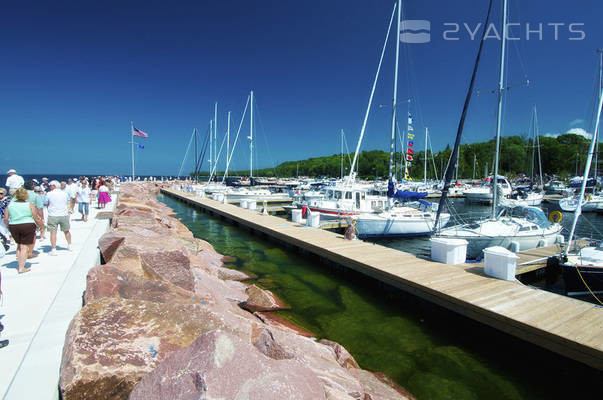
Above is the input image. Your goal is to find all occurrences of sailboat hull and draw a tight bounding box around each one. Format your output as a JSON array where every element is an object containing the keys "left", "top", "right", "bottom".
[
  {"left": 356, "top": 213, "right": 451, "bottom": 238},
  {"left": 438, "top": 220, "right": 563, "bottom": 259},
  {"left": 562, "top": 264, "right": 603, "bottom": 295}
]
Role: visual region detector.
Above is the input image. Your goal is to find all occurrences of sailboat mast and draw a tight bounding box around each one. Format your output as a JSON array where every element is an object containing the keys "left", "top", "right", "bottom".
[
  {"left": 209, "top": 119, "right": 213, "bottom": 181},
  {"left": 566, "top": 86, "right": 603, "bottom": 255},
  {"left": 491, "top": 0, "right": 508, "bottom": 219},
  {"left": 341, "top": 129, "right": 344, "bottom": 179},
  {"left": 214, "top": 102, "right": 218, "bottom": 179},
  {"left": 388, "top": 0, "right": 402, "bottom": 182},
  {"left": 194, "top": 127, "right": 198, "bottom": 182},
  {"left": 226, "top": 111, "right": 231, "bottom": 179},
  {"left": 535, "top": 110, "right": 543, "bottom": 188},
  {"left": 530, "top": 106, "right": 536, "bottom": 186},
  {"left": 347, "top": 4, "right": 396, "bottom": 183},
  {"left": 595, "top": 49, "right": 603, "bottom": 189},
  {"left": 250, "top": 90, "right": 254, "bottom": 179},
  {"left": 424, "top": 127, "right": 428, "bottom": 185}
]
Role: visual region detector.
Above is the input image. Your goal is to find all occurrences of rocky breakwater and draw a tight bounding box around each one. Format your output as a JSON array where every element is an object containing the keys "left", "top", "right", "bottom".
[{"left": 59, "top": 183, "right": 415, "bottom": 400}]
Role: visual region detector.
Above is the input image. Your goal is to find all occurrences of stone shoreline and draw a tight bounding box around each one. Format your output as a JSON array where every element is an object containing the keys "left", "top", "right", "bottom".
[{"left": 58, "top": 183, "right": 415, "bottom": 400}]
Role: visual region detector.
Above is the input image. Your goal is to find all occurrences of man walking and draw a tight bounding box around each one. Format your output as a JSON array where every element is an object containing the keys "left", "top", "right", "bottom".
[
  {"left": 46, "top": 180, "right": 71, "bottom": 255},
  {"left": 66, "top": 178, "right": 78, "bottom": 216},
  {"left": 76, "top": 180, "right": 91, "bottom": 222},
  {"left": 5, "top": 169, "right": 24, "bottom": 196}
]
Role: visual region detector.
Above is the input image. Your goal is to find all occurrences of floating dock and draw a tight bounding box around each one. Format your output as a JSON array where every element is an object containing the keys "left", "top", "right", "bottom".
[{"left": 162, "top": 188, "right": 603, "bottom": 370}]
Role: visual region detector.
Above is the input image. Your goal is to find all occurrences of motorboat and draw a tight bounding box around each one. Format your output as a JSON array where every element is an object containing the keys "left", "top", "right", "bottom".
[{"left": 463, "top": 176, "right": 512, "bottom": 203}]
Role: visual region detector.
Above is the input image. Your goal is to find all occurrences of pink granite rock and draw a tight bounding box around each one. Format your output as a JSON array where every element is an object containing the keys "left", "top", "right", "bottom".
[
  {"left": 84, "top": 264, "right": 198, "bottom": 305},
  {"left": 217, "top": 266, "right": 250, "bottom": 281},
  {"left": 239, "top": 284, "right": 288, "bottom": 312},
  {"left": 129, "top": 330, "right": 327, "bottom": 400},
  {"left": 320, "top": 339, "right": 361, "bottom": 369},
  {"left": 252, "top": 327, "right": 295, "bottom": 360},
  {"left": 98, "top": 232, "right": 125, "bottom": 263},
  {"left": 59, "top": 297, "right": 253, "bottom": 400},
  {"left": 140, "top": 248, "right": 194, "bottom": 291}
]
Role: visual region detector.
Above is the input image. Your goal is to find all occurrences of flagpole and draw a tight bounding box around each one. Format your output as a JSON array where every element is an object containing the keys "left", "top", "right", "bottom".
[{"left": 130, "top": 121, "right": 135, "bottom": 181}]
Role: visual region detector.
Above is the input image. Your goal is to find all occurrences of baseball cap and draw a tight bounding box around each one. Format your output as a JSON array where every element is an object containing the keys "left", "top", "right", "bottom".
[
  {"left": 49, "top": 180, "right": 60, "bottom": 187},
  {"left": 7, "top": 169, "right": 16, "bottom": 174}
]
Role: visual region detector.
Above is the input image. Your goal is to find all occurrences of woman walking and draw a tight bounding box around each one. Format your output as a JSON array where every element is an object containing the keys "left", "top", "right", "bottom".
[
  {"left": 97, "top": 180, "right": 112, "bottom": 209},
  {"left": 3, "top": 188, "right": 43, "bottom": 274}
]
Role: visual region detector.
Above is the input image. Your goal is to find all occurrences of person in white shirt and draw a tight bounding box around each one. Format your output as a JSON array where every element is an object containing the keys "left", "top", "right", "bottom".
[
  {"left": 5, "top": 169, "right": 24, "bottom": 196},
  {"left": 46, "top": 180, "right": 71, "bottom": 255},
  {"left": 66, "top": 178, "right": 78, "bottom": 216},
  {"left": 75, "top": 180, "right": 92, "bottom": 222}
]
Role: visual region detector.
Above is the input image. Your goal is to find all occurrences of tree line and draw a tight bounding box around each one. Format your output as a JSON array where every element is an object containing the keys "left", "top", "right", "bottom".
[{"left": 192, "top": 133, "right": 596, "bottom": 180}]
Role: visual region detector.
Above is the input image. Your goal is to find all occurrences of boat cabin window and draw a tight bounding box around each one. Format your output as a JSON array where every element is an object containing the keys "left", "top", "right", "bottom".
[
  {"left": 345, "top": 192, "right": 352, "bottom": 200},
  {"left": 334, "top": 191, "right": 342, "bottom": 200}
]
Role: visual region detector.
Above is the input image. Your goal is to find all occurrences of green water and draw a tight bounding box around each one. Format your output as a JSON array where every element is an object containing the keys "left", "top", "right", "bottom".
[{"left": 159, "top": 195, "right": 601, "bottom": 399}]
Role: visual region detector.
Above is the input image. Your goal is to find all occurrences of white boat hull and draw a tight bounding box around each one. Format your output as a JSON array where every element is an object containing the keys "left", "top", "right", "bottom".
[
  {"left": 438, "top": 219, "right": 563, "bottom": 259},
  {"left": 356, "top": 213, "right": 451, "bottom": 237}
]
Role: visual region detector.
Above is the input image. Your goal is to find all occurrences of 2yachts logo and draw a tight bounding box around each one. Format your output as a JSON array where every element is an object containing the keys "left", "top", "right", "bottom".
[{"left": 400, "top": 21, "right": 586, "bottom": 43}]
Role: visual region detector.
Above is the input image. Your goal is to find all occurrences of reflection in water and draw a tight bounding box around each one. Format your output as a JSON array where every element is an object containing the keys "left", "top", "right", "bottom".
[{"left": 159, "top": 194, "right": 600, "bottom": 400}]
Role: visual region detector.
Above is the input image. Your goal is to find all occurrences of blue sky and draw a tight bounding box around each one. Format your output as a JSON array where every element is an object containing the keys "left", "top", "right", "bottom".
[{"left": 0, "top": 0, "right": 601, "bottom": 176}]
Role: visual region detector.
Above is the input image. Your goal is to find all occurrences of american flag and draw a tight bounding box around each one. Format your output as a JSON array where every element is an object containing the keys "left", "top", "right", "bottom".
[{"left": 133, "top": 127, "right": 149, "bottom": 138}]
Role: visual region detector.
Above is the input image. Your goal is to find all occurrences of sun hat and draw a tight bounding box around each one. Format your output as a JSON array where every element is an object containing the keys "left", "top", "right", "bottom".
[
  {"left": 7, "top": 169, "right": 16, "bottom": 174},
  {"left": 49, "top": 180, "right": 60, "bottom": 187},
  {"left": 42, "top": 177, "right": 48, "bottom": 181}
]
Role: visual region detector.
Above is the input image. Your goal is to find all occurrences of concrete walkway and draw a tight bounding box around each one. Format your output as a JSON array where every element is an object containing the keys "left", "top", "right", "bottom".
[{"left": 0, "top": 202, "right": 113, "bottom": 400}]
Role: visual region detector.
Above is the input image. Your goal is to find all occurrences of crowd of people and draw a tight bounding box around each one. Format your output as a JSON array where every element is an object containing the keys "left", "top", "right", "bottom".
[{"left": 0, "top": 169, "right": 117, "bottom": 350}]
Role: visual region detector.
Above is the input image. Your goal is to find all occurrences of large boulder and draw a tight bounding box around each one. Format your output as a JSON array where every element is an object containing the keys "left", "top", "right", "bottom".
[
  {"left": 239, "top": 284, "right": 288, "bottom": 312},
  {"left": 84, "top": 264, "right": 198, "bottom": 305},
  {"left": 129, "top": 330, "right": 327, "bottom": 400},
  {"left": 140, "top": 248, "right": 194, "bottom": 291},
  {"left": 98, "top": 232, "right": 125, "bottom": 263},
  {"left": 59, "top": 297, "right": 256, "bottom": 399}
]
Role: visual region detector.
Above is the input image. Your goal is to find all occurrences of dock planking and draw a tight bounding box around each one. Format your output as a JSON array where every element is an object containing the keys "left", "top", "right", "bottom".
[{"left": 162, "top": 188, "right": 603, "bottom": 370}]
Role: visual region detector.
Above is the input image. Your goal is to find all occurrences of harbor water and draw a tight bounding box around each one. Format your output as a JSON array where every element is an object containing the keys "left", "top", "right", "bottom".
[{"left": 159, "top": 194, "right": 600, "bottom": 400}]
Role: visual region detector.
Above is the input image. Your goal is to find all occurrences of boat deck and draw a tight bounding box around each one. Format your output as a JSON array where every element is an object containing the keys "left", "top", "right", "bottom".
[{"left": 162, "top": 188, "right": 603, "bottom": 370}]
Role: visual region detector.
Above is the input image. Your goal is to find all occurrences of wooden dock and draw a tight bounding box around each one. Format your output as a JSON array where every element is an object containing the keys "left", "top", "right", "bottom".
[{"left": 162, "top": 188, "right": 603, "bottom": 370}]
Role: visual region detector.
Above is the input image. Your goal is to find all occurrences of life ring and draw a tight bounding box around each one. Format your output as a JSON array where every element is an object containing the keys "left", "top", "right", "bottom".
[
  {"left": 585, "top": 195, "right": 592, "bottom": 202},
  {"left": 549, "top": 211, "right": 563, "bottom": 223}
]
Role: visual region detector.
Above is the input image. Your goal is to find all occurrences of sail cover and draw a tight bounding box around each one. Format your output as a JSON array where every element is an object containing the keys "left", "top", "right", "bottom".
[{"left": 387, "top": 180, "right": 428, "bottom": 202}]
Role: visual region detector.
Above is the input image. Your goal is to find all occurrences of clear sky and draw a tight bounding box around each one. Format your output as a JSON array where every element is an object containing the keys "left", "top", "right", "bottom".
[{"left": 1, "top": 0, "right": 601, "bottom": 176}]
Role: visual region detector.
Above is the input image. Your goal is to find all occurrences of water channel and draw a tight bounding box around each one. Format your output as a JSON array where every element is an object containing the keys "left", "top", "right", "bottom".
[{"left": 159, "top": 194, "right": 601, "bottom": 399}]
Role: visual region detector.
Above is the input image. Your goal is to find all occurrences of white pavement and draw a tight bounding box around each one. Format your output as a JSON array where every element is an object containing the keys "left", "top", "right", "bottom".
[{"left": 0, "top": 201, "right": 114, "bottom": 400}]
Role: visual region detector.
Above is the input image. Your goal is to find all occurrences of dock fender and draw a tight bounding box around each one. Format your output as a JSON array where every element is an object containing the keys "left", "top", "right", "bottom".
[
  {"left": 302, "top": 206, "right": 308, "bottom": 217},
  {"left": 510, "top": 241, "right": 520, "bottom": 253},
  {"left": 555, "top": 234, "right": 565, "bottom": 244}
]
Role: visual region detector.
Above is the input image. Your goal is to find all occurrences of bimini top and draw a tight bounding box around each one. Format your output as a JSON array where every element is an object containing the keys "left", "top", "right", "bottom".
[{"left": 506, "top": 205, "right": 552, "bottom": 229}]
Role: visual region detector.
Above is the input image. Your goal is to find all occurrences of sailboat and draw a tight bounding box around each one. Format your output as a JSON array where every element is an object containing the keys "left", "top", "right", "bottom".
[
  {"left": 434, "top": 0, "right": 563, "bottom": 259},
  {"left": 351, "top": 0, "right": 449, "bottom": 237},
  {"left": 560, "top": 51, "right": 603, "bottom": 297}
]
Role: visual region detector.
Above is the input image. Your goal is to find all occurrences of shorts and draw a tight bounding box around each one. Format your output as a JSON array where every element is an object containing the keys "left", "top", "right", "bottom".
[
  {"left": 78, "top": 202, "right": 90, "bottom": 215},
  {"left": 9, "top": 223, "right": 36, "bottom": 245},
  {"left": 47, "top": 215, "right": 70, "bottom": 232}
]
